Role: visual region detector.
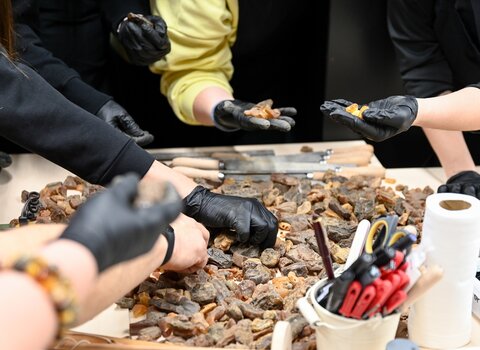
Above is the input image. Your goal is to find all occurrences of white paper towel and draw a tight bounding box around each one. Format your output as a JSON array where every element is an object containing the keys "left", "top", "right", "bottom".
[{"left": 408, "top": 193, "right": 480, "bottom": 349}]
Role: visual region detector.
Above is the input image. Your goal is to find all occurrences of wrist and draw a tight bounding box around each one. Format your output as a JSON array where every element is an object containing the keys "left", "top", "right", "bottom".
[
  {"left": 40, "top": 240, "right": 98, "bottom": 300},
  {"left": 6, "top": 255, "right": 80, "bottom": 339},
  {"left": 211, "top": 101, "right": 241, "bottom": 132},
  {"left": 193, "top": 87, "right": 233, "bottom": 125}
]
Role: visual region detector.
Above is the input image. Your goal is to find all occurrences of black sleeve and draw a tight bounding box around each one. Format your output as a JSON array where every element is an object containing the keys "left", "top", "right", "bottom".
[
  {"left": 387, "top": 0, "right": 454, "bottom": 97},
  {"left": 101, "top": 0, "right": 151, "bottom": 31},
  {"left": 0, "top": 52, "right": 154, "bottom": 185},
  {"left": 14, "top": 22, "right": 111, "bottom": 114}
]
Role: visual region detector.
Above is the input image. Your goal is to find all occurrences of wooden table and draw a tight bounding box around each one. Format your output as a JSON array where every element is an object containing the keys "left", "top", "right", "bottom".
[{"left": 1, "top": 140, "right": 480, "bottom": 349}]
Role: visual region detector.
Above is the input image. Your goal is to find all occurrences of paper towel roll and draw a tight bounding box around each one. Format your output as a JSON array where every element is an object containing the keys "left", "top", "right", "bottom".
[{"left": 408, "top": 193, "right": 480, "bottom": 349}]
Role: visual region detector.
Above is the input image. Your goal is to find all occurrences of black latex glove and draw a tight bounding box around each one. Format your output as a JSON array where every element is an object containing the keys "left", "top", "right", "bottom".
[
  {"left": 116, "top": 14, "right": 170, "bottom": 66},
  {"left": 0, "top": 151, "right": 12, "bottom": 169},
  {"left": 213, "top": 99, "right": 296, "bottom": 132},
  {"left": 183, "top": 186, "right": 278, "bottom": 249},
  {"left": 60, "top": 173, "right": 182, "bottom": 272},
  {"left": 438, "top": 171, "right": 480, "bottom": 199},
  {"left": 320, "top": 96, "right": 418, "bottom": 142},
  {"left": 96, "top": 100, "right": 154, "bottom": 147}
]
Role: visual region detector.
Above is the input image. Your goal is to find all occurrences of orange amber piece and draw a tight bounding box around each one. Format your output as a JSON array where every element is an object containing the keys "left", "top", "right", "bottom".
[{"left": 132, "top": 304, "right": 148, "bottom": 318}]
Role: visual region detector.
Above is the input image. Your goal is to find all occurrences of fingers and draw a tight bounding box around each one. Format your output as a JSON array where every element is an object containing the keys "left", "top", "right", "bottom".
[
  {"left": 120, "top": 22, "right": 144, "bottom": 50},
  {"left": 268, "top": 118, "right": 292, "bottom": 132},
  {"left": 437, "top": 184, "right": 448, "bottom": 193},
  {"left": 238, "top": 113, "right": 271, "bottom": 130},
  {"left": 233, "top": 202, "right": 253, "bottom": 243},
  {"left": 277, "top": 107, "right": 297, "bottom": 117},
  {"left": 250, "top": 208, "right": 278, "bottom": 249},
  {"left": 131, "top": 132, "right": 155, "bottom": 147},
  {"left": 331, "top": 99, "right": 356, "bottom": 107},
  {"left": 278, "top": 116, "right": 296, "bottom": 129},
  {"left": 438, "top": 183, "right": 480, "bottom": 200},
  {"left": 140, "top": 182, "right": 183, "bottom": 227},
  {"left": 109, "top": 173, "right": 140, "bottom": 203}
]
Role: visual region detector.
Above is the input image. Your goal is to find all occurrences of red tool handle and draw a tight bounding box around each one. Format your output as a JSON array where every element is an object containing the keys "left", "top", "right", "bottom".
[
  {"left": 365, "top": 279, "right": 393, "bottom": 318},
  {"left": 383, "top": 290, "right": 407, "bottom": 315},
  {"left": 338, "top": 281, "right": 362, "bottom": 318},
  {"left": 350, "top": 285, "right": 376, "bottom": 319}
]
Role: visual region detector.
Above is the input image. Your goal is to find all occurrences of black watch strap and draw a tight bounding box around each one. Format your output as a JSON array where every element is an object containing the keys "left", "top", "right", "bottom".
[{"left": 160, "top": 226, "right": 175, "bottom": 266}]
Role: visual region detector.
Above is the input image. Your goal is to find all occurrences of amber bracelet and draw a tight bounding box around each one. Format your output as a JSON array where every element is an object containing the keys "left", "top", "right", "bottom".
[{"left": 10, "top": 256, "right": 78, "bottom": 338}]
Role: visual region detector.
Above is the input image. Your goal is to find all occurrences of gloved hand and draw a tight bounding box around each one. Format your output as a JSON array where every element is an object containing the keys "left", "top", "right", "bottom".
[
  {"left": 183, "top": 186, "right": 278, "bottom": 249},
  {"left": 0, "top": 151, "right": 12, "bottom": 169},
  {"left": 96, "top": 100, "right": 154, "bottom": 147},
  {"left": 320, "top": 96, "right": 418, "bottom": 142},
  {"left": 59, "top": 173, "right": 182, "bottom": 272},
  {"left": 213, "top": 99, "right": 296, "bottom": 132},
  {"left": 437, "top": 171, "right": 480, "bottom": 199},
  {"left": 116, "top": 14, "right": 170, "bottom": 66}
]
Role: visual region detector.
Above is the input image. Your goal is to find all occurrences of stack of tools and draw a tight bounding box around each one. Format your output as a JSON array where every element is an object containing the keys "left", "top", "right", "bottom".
[
  {"left": 315, "top": 215, "right": 425, "bottom": 320},
  {"left": 160, "top": 144, "right": 386, "bottom": 182},
  {"left": 296, "top": 214, "right": 443, "bottom": 350}
]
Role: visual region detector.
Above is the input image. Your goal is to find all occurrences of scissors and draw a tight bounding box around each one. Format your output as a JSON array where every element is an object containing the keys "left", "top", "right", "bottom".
[{"left": 364, "top": 215, "right": 412, "bottom": 254}]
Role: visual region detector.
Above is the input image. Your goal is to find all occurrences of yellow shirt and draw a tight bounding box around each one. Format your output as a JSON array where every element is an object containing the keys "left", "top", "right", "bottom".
[{"left": 150, "top": 0, "right": 238, "bottom": 125}]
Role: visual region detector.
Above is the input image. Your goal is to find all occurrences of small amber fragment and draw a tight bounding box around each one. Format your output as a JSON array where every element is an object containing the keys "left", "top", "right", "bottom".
[
  {"left": 345, "top": 103, "right": 368, "bottom": 119},
  {"left": 244, "top": 99, "right": 281, "bottom": 119},
  {"left": 132, "top": 304, "right": 148, "bottom": 318}
]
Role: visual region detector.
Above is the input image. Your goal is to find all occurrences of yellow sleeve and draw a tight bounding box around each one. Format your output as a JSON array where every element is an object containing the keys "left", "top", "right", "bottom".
[{"left": 150, "top": 0, "right": 238, "bottom": 125}]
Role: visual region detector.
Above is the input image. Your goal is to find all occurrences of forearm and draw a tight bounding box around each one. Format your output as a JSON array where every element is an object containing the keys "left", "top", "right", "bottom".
[
  {"left": 77, "top": 234, "right": 168, "bottom": 324},
  {"left": 193, "top": 87, "right": 233, "bottom": 125},
  {"left": 0, "top": 271, "right": 57, "bottom": 350},
  {"left": 0, "top": 240, "right": 97, "bottom": 350},
  {"left": 0, "top": 56, "right": 154, "bottom": 186},
  {"left": 422, "top": 128, "right": 475, "bottom": 178},
  {"left": 415, "top": 87, "right": 480, "bottom": 130}
]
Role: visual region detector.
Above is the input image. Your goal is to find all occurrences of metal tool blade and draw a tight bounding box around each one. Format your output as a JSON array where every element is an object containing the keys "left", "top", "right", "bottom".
[
  {"left": 221, "top": 159, "right": 342, "bottom": 172},
  {"left": 151, "top": 149, "right": 274, "bottom": 161}
]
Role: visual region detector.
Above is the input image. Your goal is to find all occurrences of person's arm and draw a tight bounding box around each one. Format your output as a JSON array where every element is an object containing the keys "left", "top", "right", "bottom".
[
  {"left": 419, "top": 90, "right": 476, "bottom": 178},
  {"left": 14, "top": 22, "right": 154, "bottom": 146},
  {"left": 387, "top": 0, "right": 454, "bottom": 97},
  {"left": 14, "top": 22, "right": 111, "bottom": 115},
  {"left": 149, "top": 0, "right": 235, "bottom": 125},
  {"left": 0, "top": 240, "right": 97, "bottom": 350},
  {"left": 149, "top": 1, "right": 295, "bottom": 132},
  {"left": 415, "top": 86, "right": 480, "bottom": 130},
  {"left": 0, "top": 51, "right": 153, "bottom": 186}
]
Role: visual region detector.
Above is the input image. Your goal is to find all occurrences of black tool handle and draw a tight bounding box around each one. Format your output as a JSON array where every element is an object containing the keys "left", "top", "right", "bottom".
[{"left": 325, "top": 270, "right": 356, "bottom": 313}]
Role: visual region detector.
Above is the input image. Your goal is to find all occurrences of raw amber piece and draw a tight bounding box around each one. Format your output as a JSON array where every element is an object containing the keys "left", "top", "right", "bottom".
[
  {"left": 244, "top": 99, "right": 281, "bottom": 119},
  {"left": 132, "top": 304, "right": 148, "bottom": 318},
  {"left": 345, "top": 103, "right": 368, "bottom": 119}
]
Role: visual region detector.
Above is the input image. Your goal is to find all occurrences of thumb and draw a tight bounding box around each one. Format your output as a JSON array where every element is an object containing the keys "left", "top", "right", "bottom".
[
  {"left": 109, "top": 173, "right": 141, "bottom": 203},
  {"left": 135, "top": 183, "right": 183, "bottom": 229}
]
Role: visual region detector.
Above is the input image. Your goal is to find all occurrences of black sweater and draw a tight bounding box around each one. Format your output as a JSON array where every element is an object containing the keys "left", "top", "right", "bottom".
[
  {"left": 13, "top": 0, "right": 150, "bottom": 114},
  {"left": 0, "top": 50, "right": 154, "bottom": 185},
  {"left": 387, "top": 0, "right": 480, "bottom": 97}
]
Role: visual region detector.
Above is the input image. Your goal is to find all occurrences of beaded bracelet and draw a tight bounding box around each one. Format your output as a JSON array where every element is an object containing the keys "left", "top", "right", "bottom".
[{"left": 10, "top": 256, "right": 78, "bottom": 338}]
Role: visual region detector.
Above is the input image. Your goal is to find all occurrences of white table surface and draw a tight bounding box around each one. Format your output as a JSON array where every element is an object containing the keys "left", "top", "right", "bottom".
[{"left": 1, "top": 140, "right": 480, "bottom": 348}]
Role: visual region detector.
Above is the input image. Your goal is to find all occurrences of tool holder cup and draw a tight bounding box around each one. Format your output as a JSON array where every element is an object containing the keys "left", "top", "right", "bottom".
[{"left": 297, "top": 278, "right": 400, "bottom": 350}]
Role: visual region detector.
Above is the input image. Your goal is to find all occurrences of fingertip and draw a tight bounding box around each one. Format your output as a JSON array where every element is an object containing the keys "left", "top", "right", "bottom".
[
  {"left": 248, "top": 117, "right": 270, "bottom": 129},
  {"left": 110, "top": 173, "right": 140, "bottom": 201},
  {"left": 437, "top": 185, "right": 447, "bottom": 193},
  {"left": 278, "top": 107, "right": 297, "bottom": 116}
]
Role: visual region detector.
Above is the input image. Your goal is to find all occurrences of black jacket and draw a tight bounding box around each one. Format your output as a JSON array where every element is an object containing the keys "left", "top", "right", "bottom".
[
  {"left": 13, "top": 0, "right": 150, "bottom": 114},
  {"left": 0, "top": 50, "right": 153, "bottom": 185},
  {"left": 387, "top": 0, "right": 480, "bottom": 97}
]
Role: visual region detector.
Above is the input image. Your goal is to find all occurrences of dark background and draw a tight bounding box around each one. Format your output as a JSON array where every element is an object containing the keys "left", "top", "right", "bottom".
[{"left": 4, "top": 0, "right": 480, "bottom": 168}]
